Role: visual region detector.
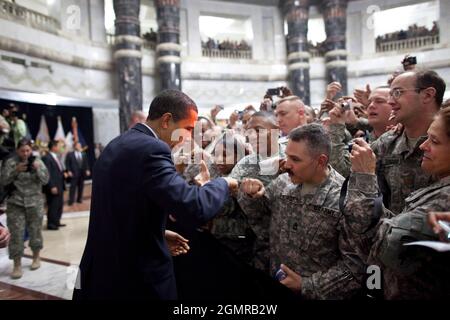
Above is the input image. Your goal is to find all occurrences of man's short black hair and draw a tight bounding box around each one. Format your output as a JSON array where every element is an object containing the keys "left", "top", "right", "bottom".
[
  {"left": 288, "top": 123, "right": 331, "bottom": 160},
  {"left": 48, "top": 140, "right": 60, "bottom": 151},
  {"left": 415, "top": 70, "right": 446, "bottom": 107},
  {"left": 148, "top": 89, "right": 198, "bottom": 122}
]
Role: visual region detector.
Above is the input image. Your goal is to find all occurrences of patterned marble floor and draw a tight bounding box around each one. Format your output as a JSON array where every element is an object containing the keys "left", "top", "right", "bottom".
[{"left": 0, "top": 211, "right": 89, "bottom": 300}]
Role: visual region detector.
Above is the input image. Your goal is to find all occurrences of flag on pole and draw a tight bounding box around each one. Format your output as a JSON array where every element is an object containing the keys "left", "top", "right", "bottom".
[
  {"left": 65, "top": 131, "right": 74, "bottom": 153},
  {"left": 54, "top": 116, "right": 65, "bottom": 141},
  {"left": 35, "top": 115, "right": 50, "bottom": 147}
]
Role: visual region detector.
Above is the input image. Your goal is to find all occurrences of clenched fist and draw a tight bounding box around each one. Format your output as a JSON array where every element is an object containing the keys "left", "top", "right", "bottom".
[{"left": 241, "top": 178, "right": 265, "bottom": 198}]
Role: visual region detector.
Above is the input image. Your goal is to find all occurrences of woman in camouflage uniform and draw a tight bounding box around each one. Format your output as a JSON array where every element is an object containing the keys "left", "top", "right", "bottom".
[
  {"left": 1, "top": 139, "right": 49, "bottom": 279},
  {"left": 345, "top": 107, "right": 450, "bottom": 299}
]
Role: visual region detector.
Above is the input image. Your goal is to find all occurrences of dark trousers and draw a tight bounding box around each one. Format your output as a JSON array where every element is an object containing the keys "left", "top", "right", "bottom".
[
  {"left": 69, "top": 175, "right": 85, "bottom": 205},
  {"left": 46, "top": 193, "right": 63, "bottom": 228}
]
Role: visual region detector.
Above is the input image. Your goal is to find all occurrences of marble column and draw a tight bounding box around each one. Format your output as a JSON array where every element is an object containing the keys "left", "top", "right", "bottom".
[
  {"left": 155, "top": 0, "right": 182, "bottom": 91},
  {"left": 281, "top": 0, "right": 311, "bottom": 105},
  {"left": 113, "top": 0, "right": 143, "bottom": 133},
  {"left": 322, "top": 0, "right": 348, "bottom": 97}
]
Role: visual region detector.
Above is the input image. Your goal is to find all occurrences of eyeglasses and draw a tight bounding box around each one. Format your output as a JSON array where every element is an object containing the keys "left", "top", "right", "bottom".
[{"left": 389, "top": 88, "right": 424, "bottom": 100}]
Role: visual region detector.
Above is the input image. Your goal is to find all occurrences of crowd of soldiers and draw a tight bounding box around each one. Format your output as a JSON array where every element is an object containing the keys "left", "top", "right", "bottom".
[
  {"left": 376, "top": 21, "right": 439, "bottom": 46},
  {"left": 202, "top": 37, "right": 252, "bottom": 52},
  {"left": 168, "top": 63, "right": 450, "bottom": 299}
]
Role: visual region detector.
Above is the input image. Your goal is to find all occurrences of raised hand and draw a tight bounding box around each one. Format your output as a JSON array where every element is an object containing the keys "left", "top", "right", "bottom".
[
  {"left": 194, "top": 160, "right": 210, "bottom": 186},
  {"left": 354, "top": 84, "right": 371, "bottom": 107},
  {"left": 350, "top": 138, "right": 376, "bottom": 174},
  {"left": 326, "top": 82, "right": 342, "bottom": 100}
]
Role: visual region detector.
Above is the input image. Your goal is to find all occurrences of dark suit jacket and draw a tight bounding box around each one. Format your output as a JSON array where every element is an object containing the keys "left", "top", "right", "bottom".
[
  {"left": 65, "top": 151, "right": 89, "bottom": 178},
  {"left": 73, "top": 123, "right": 230, "bottom": 300},
  {"left": 42, "top": 153, "right": 65, "bottom": 194}
]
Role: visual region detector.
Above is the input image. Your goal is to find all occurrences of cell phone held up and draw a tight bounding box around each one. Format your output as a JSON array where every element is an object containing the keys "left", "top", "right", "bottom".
[
  {"left": 266, "top": 87, "right": 281, "bottom": 97},
  {"left": 26, "top": 155, "right": 36, "bottom": 172}
]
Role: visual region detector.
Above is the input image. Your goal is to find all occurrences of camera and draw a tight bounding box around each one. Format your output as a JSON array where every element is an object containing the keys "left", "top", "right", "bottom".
[
  {"left": 340, "top": 100, "right": 352, "bottom": 111},
  {"left": 266, "top": 87, "right": 281, "bottom": 96},
  {"left": 275, "top": 268, "right": 287, "bottom": 281},
  {"left": 26, "top": 155, "right": 36, "bottom": 172},
  {"left": 402, "top": 55, "right": 417, "bottom": 70}
]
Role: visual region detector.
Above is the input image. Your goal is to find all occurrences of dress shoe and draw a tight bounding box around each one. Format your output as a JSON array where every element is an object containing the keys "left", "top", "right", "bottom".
[
  {"left": 58, "top": 223, "right": 66, "bottom": 227},
  {"left": 47, "top": 225, "right": 59, "bottom": 230}
]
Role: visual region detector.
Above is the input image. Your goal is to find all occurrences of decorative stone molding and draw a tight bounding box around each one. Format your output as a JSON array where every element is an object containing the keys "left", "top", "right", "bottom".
[
  {"left": 0, "top": 35, "right": 112, "bottom": 70},
  {"left": 156, "top": 55, "right": 182, "bottom": 64},
  {"left": 288, "top": 62, "right": 310, "bottom": 70},
  {"left": 113, "top": 49, "right": 143, "bottom": 60},
  {"left": 156, "top": 42, "right": 183, "bottom": 52},
  {"left": 114, "top": 35, "right": 144, "bottom": 45},
  {"left": 287, "top": 51, "right": 311, "bottom": 61}
]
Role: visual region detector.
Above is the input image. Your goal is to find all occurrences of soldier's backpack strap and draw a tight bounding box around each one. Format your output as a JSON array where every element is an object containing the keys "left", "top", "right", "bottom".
[
  {"left": 375, "top": 159, "right": 391, "bottom": 208},
  {"left": 339, "top": 175, "right": 384, "bottom": 234}
]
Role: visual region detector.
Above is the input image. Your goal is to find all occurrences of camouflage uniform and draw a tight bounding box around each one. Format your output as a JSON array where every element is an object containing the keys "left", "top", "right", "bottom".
[
  {"left": 1, "top": 155, "right": 49, "bottom": 259},
  {"left": 229, "top": 153, "right": 280, "bottom": 273},
  {"left": 331, "top": 127, "right": 433, "bottom": 214},
  {"left": 329, "top": 124, "right": 352, "bottom": 178},
  {"left": 181, "top": 155, "right": 255, "bottom": 264},
  {"left": 371, "top": 129, "right": 434, "bottom": 214},
  {"left": 238, "top": 167, "right": 362, "bottom": 299},
  {"left": 344, "top": 172, "right": 450, "bottom": 299},
  {"left": 210, "top": 194, "right": 256, "bottom": 265}
]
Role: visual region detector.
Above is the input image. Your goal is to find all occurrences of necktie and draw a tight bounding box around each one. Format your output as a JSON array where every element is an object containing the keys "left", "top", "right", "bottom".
[
  {"left": 54, "top": 154, "right": 62, "bottom": 172},
  {"left": 76, "top": 152, "right": 82, "bottom": 166}
]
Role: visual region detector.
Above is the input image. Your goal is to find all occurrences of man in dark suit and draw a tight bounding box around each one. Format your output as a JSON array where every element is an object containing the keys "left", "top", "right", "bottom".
[
  {"left": 73, "top": 90, "right": 238, "bottom": 300},
  {"left": 65, "top": 142, "right": 90, "bottom": 205},
  {"left": 42, "top": 140, "right": 66, "bottom": 230}
]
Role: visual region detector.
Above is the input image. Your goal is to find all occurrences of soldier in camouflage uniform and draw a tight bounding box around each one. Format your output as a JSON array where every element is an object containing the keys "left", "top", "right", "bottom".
[
  {"left": 328, "top": 86, "right": 395, "bottom": 178},
  {"left": 343, "top": 106, "right": 450, "bottom": 298},
  {"left": 229, "top": 111, "right": 281, "bottom": 272},
  {"left": 333, "top": 71, "right": 445, "bottom": 214},
  {"left": 239, "top": 124, "right": 361, "bottom": 299},
  {"left": 1, "top": 139, "right": 49, "bottom": 279},
  {"left": 207, "top": 134, "right": 254, "bottom": 264}
]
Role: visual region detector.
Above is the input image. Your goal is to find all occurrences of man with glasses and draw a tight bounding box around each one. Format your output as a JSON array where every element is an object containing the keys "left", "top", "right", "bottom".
[{"left": 371, "top": 69, "right": 445, "bottom": 214}]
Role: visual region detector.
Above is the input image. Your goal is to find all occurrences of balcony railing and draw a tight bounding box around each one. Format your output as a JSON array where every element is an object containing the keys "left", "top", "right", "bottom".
[
  {"left": 106, "top": 33, "right": 156, "bottom": 50},
  {"left": 202, "top": 48, "right": 252, "bottom": 59},
  {"left": 376, "top": 34, "right": 440, "bottom": 53},
  {"left": 0, "top": 0, "right": 60, "bottom": 34}
]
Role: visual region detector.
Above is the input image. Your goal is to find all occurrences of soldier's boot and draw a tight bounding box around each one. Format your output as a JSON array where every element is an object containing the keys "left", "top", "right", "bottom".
[
  {"left": 31, "top": 251, "right": 41, "bottom": 270},
  {"left": 11, "top": 258, "right": 23, "bottom": 279}
]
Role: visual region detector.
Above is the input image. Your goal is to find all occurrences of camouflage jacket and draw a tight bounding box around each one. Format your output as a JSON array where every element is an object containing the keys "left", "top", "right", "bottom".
[
  {"left": 1, "top": 155, "right": 49, "bottom": 208},
  {"left": 329, "top": 123, "right": 352, "bottom": 178},
  {"left": 344, "top": 172, "right": 450, "bottom": 299},
  {"left": 229, "top": 153, "right": 281, "bottom": 272},
  {"left": 371, "top": 129, "right": 434, "bottom": 214},
  {"left": 238, "top": 167, "right": 362, "bottom": 299}
]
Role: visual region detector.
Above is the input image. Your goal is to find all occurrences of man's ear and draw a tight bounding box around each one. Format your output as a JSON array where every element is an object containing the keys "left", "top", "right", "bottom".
[
  {"left": 161, "top": 113, "right": 173, "bottom": 129},
  {"left": 317, "top": 154, "right": 328, "bottom": 168},
  {"left": 422, "top": 87, "right": 437, "bottom": 105}
]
